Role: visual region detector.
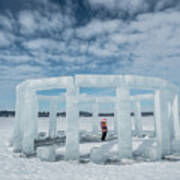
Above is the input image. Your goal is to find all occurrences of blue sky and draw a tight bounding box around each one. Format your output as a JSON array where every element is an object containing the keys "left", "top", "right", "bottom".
[{"left": 0, "top": 0, "right": 180, "bottom": 110}]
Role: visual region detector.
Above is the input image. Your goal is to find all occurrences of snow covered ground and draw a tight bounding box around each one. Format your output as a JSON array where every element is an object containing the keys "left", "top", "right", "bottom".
[{"left": 1, "top": 117, "right": 180, "bottom": 180}]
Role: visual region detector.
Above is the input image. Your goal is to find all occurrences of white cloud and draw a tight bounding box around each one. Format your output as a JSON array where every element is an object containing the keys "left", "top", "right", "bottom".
[
  {"left": 0, "top": 55, "right": 32, "bottom": 64},
  {"left": 88, "top": 44, "right": 115, "bottom": 57},
  {"left": 15, "top": 64, "right": 43, "bottom": 73},
  {"left": 62, "top": 28, "right": 74, "bottom": 41},
  {"left": 88, "top": 0, "right": 147, "bottom": 14},
  {"left": 0, "top": 32, "right": 11, "bottom": 47},
  {"left": 0, "top": 31, "right": 15, "bottom": 47},
  {"left": 155, "top": 0, "right": 177, "bottom": 11},
  {"left": 130, "top": 11, "right": 180, "bottom": 32},
  {"left": 88, "top": 0, "right": 179, "bottom": 16},
  {"left": 76, "top": 19, "right": 121, "bottom": 39},
  {"left": 23, "top": 38, "right": 65, "bottom": 53},
  {"left": 18, "top": 10, "right": 72, "bottom": 35},
  {"left": 1, "top": 4, "right": 180, "bottom": 109},
  {"left": 0, "top": 15, "right": 13, "bottom": 31},
  {"left": 35, "top": 12, "right": 64, "bottom": 33},
  {"left": 129, "top": 11, "right": 180, "bottom": 57},
  {"left": 116, "top": 0, "right": 148, "bottom": 15},
  {"left": 71, "top": 10, "right": 180, "bottom": 87},
  {"left": 88, "top": 0, "right": 116, "bottom": 9},
  {"left": 19, "top": 11, "right": 37, "bottom": 34},
  {"left": 0, "top": 64, "right": 46, "bottom": 81},
  {"left": 79, "top": 42, "right": 89, "bottom": 54}
]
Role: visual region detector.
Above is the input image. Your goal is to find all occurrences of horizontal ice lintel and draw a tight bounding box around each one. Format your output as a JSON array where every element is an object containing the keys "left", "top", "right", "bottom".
[
  {"left": 25, "top": 76, "right": 74, "bottom": 90},
  {"left": 75, "top": 74, "right": 178, "bottom": 93}
]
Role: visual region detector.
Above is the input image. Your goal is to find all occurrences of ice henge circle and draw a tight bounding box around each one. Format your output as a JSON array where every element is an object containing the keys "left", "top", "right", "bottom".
[{"left": 12, "top": 74, "right": 180, "bottom": 162}]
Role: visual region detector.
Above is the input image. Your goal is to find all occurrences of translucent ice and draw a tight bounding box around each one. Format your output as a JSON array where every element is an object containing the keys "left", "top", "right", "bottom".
[
  {"left": 12, "top": 74, "right": 180, "bottom": 162},
  {"left": 134, "top": 101, "right": 143, "bottom": 137},
  {"left": 116, "top": 87, "right": 132, "bottom": 159},
  {"left": 49, "top": 99, "right": 57, "bottom": 138},
  {"left": 37, "top": 145, "right": 56, "bottom": 162},
  {"left": 65, "top": 87, "right": 80, "bottom": 160}
]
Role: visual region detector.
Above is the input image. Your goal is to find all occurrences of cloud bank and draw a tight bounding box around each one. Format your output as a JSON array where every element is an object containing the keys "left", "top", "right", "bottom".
[{"left": 0, "top": 0, "right": 180, "bottom": 108}]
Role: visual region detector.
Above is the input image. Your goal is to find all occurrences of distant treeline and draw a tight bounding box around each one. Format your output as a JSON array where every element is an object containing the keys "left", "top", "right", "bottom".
[
  {"left": 0, "top": 111, "right": 15, "bottom": 117},
  {"left": 0, "top": 111, "right": 154, "bottom": 117}
]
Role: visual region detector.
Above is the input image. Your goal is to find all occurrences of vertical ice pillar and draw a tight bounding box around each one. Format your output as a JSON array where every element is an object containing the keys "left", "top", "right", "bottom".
[
  {"left": 48, "top": 99, "right": 57, "bottom": 138},
  {"left": 112, "top": 103, "right": 118, "bottom": 134},
  {"left": 161, "top": 90, "right": 171, "bottom": 155},
  {"left": 168, "top": 101, "right": 174, "bottom": 141},
  {"left": 34, "top": 92, "right": 39, "bottom": 140},
  {"left": 116, "top": 87, "right": 132, "bottom": 159},
  {"left": 154, "top": 90, "right": 162, "bottom": 159},
  {"left": 65, "top": 86, "right": 79, "bottom": 160},
  {"left": 134, "top": 101, "right": 143, "bottom": 137},
  {"left": 113, "top": 111, "right": 118, "bottom": 134},
  {"left": 154, "top": 89, "right": 170, "bottom": 158},
  {"left": 165, "top": 91, "right": 174, "bottom": 142},
  {"left": 172, "top": 94, "right": 180, "bottom": 141},
  {"left": 22, "top": 87, "right": 38, "bottom": 156},
  {"left": 153, "top": 94, "right": 157, "bottom": 137},
  {"left": 13, "top": 84, "right": 24, "bottom": 152},
  {"left": 92, "top": 99, "right": 99, "bottom": 135}
]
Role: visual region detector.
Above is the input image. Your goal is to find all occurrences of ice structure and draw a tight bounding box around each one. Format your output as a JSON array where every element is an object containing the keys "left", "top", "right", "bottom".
[
  {"left": 12, "top": 75, "right": 180, "bottom": 163},
  {"left": 37, "top": 145, "right": 56, "bottom": 162}
]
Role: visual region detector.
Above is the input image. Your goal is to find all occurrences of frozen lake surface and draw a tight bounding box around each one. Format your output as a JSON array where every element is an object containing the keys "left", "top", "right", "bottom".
[{"left": 1, "top": 117, "right": 180, "bottom": 180}]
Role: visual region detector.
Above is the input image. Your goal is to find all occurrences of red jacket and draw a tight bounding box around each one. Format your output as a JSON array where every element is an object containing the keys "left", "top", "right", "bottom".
[{"left": 101, "top": 121, "right": 108, "bottom": 132}]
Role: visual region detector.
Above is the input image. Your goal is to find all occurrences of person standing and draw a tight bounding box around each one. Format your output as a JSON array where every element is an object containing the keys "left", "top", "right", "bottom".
[{"left": 100, "top": 118, "right": 108, "bottom": 141}]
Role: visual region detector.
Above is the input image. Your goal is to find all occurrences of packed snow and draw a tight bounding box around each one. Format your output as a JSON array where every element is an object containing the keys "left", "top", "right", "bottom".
[{"left": 1, "top": 117, "right": 180, "bottom": 180}]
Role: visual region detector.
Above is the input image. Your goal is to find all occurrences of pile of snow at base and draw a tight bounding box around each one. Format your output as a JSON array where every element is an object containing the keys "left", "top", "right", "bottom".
[
  {"left": 90, "top": 140, "right": 118, "bottom": 164},
  {"left": 133, "top": 138, "right": 160, "bottom": 161},
  {"left": 89, "top": 139, "right": 159, "bottom": 164},
  {"left": 2, "top": 118, "right": 180, "bottom": 180},
  {"left": 37, "top": 145, "right": 56, "bottom": 162},
  {"left": 171, "top": 140, "right": 180, "bottom": 153},
  {"left": 144, "top": 146, "right": 161, "bottom": 161}
]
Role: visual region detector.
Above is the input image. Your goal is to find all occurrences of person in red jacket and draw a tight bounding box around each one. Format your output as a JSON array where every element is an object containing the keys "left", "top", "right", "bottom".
[{"left": 101, "top": 118, "right": 108, "bottom": 141}]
